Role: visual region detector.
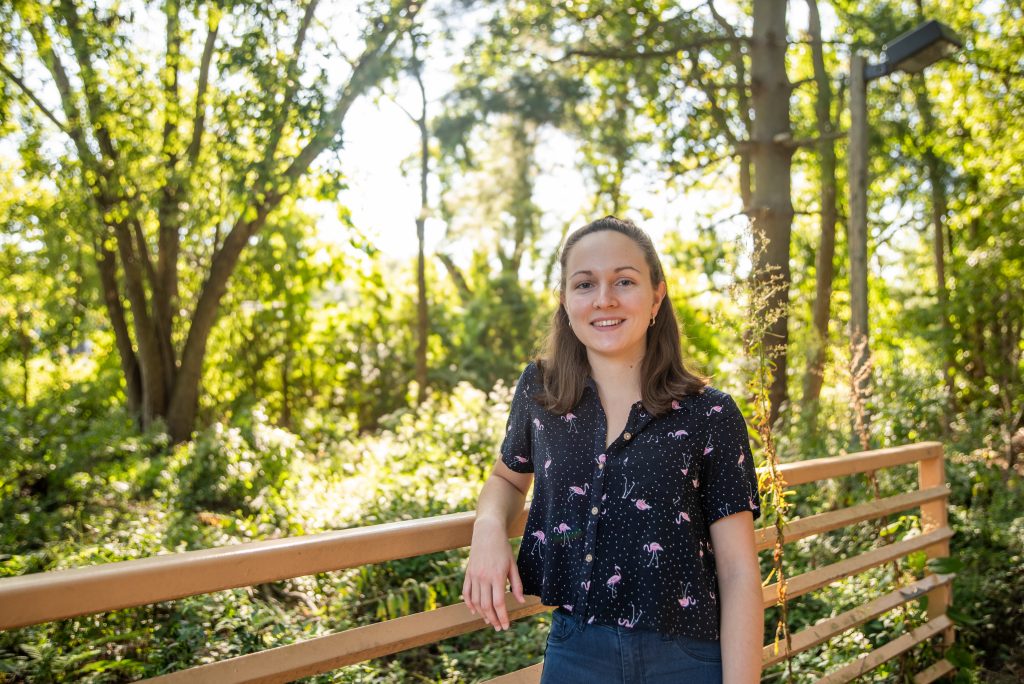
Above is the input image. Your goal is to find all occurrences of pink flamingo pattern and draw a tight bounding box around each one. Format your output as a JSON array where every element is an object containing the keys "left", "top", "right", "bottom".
[
  {"left": 606, "top": 565, "right": 623, "bottom": 598},
  {"left": 530, "top": 530, "right": 546, "bottom": 556},
  {"left": 644, "top": 541, "right": 663, "bottom": 567},
  {"left": 678, "top": 582, "right": 697, "bottom": 608},
  {"left": 568, "top": 482, "right": 589, "bottom": 502},
  {"left": 497, "top": 362, "right": 761, "bottom": 641},
  {"left": 618, "top": 602, "right": 643, "bottom": 628}
]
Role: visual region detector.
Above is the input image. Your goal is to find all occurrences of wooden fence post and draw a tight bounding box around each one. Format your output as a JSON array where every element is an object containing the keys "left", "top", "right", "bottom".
[{"left": 918, "top": 444, "right": 954, "bottom": 647}]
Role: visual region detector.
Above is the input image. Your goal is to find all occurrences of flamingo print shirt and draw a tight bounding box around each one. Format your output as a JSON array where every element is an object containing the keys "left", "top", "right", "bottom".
[{"left": 500, "top": 362, "right": 761, "bottom": 640}]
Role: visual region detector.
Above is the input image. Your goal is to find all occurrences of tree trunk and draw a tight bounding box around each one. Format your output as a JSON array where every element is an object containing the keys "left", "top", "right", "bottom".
[
  {"left": 749, "top": 0, "right": 794, "bottom": 429},
  {"left": 913, "top": 81, "right": 955, "bottom": 438},
  {"left": 412, "top": 37, "right": 430, "bottom": 405},
  {"left": 801, "top": 0, "right": 839, "bottom": 436}
]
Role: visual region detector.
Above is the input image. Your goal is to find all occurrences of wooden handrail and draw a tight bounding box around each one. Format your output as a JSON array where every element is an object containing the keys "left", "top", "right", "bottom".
[
  {"left": 761, "top": 573, "right": 955, "bottom": 666},
  {"left": 0, "top": 442, "right": 956, "bottom": 684},
  {"left": 0, "top": 442, "right": 944, "bottom": 632},
  {"left": 0, "top": 508, "right": 529, "bottom": 631},
  {"left": 773, "top": 441, "right": 942, "bottom": 486},
  {"left": 754, "top": 485, "right": 948, "bottom": 551},
  {"left": 817, "top": 615, "right": 953, "bottom": 684}
]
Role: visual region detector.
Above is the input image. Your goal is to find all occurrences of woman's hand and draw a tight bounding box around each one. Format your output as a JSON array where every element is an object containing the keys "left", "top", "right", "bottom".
[{"left": 463, "top": 516, "right": 525, "bottom": 631}]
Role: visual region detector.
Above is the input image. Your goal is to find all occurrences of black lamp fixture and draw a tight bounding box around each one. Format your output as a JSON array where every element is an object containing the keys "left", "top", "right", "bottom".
[{"left": 864, "top": 19, "right": 963, "bottom": 81}]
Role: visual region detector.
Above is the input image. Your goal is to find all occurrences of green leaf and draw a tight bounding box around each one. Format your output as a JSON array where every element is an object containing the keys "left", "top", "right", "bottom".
[{"left": 927, "top": 556, "right": 963, "bottom": 575}]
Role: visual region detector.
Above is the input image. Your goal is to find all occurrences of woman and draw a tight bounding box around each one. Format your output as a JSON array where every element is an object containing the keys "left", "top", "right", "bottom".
[{"left": 464, "top": 216, "right": 762, "bottom": 683}]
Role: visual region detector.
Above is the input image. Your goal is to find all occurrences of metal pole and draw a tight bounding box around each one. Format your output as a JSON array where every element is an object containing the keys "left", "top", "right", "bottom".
[{"left": 848, "top": 53, "right": 872, "bottom": 443}]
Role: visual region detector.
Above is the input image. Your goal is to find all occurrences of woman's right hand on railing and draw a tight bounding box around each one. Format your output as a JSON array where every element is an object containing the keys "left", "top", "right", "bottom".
[{"left": 463, "top": 517, "right": 525, "bottom": 632}]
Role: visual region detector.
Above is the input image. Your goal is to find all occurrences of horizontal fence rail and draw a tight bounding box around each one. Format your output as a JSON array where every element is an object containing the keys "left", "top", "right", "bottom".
[{"left": 0, "top": 441, "right": 954, "bottom": 683}]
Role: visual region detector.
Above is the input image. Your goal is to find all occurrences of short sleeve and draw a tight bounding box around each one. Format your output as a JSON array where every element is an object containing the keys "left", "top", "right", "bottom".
[
  {"left": 701, "top": 393, "right": 761, "bottom": 524},
  {"left": 500, "top": 364, "right": 536, "bottom": 473}
]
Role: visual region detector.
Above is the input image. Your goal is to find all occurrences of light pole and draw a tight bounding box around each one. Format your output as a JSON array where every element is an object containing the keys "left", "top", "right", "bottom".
[{"left": 847, "top": 19, "right": 961, "bottom": 442}]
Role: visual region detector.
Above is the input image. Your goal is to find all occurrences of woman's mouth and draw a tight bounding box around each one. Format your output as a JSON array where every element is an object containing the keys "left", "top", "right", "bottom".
[{"left": 592, "top": 319, "right": 625, "bottom": 329}]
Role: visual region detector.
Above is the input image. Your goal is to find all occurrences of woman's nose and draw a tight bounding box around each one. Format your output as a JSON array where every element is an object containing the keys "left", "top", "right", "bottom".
[{"left": 594, "top": 283, "right": 617, "bottom": 308}]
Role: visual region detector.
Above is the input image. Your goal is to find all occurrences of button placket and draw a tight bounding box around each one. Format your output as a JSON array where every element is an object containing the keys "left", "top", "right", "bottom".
[{"left": 577, "top": 447, "right": 608, "bottom": 617}]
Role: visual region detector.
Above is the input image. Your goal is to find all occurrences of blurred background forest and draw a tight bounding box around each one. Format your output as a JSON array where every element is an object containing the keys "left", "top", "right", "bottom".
[{"left": 1, "top": 0, "right": 1022, "bottom": 681}]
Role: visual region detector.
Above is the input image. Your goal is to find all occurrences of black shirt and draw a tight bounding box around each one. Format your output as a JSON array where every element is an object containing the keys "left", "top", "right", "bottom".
[{"left": 500, "top": 362, "right": 761, "bottom": 640}]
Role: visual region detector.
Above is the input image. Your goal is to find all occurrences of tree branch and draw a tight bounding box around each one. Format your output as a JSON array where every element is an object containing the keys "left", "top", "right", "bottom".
[
  {"left": 56, "top": 0, "right": 119, "bottom": 161},
  {"left": 556, "top": 36, "right": 743, "bottom": 63},
  {"left": 0, "top": 61, "right": 70, "bottom": 135},
  {"left": 282, "top": 2, "right": 420, "bottom": 188},
  {"left": 261, "top": 0, "right": 322, "bottom": 176},
  {"left": 776, "top": 129, "right": 847, "bottom": 149},
  {"left": 187, "top": 9, "right": 220, "bottom": 165},
  {"left": 22, "top": 16, "right": 95, "bottom": 167},
  {"left": 788, "top": 76, "right": 815, "bottom": 92},
  {"left": 436, "top": 252, "right": 472, "bottom": 302}
]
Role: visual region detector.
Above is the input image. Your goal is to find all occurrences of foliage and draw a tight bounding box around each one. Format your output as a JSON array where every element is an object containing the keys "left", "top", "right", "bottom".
[{"left": 1, "top": 0, "right": 1023, "bottom": 681}]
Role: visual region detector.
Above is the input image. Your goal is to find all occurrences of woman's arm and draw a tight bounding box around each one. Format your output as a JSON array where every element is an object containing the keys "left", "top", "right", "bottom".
[
  {"left": 463, "top": 461, "right": 533, "bottom": 631},
  {"left": 710, "top": 511, "right": 762, "bottom": 684}
]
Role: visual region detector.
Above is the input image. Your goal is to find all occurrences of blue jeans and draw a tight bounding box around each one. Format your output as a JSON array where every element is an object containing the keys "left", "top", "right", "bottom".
[{"left": 540, "top": 607, "right": 723, "bottom": 684}]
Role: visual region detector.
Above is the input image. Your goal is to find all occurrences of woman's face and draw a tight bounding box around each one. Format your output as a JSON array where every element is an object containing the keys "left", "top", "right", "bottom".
[{"left": 562, "top": 230, "right": 666, "bottom": 365}]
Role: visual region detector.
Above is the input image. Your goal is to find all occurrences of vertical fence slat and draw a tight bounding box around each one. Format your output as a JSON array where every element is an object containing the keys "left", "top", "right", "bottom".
[{"left": 918, "top": 447, "right": 954, "bottom": 647}]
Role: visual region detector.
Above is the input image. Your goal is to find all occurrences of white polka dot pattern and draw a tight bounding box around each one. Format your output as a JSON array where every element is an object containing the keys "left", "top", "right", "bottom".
[{"left": 500, "top": 362, "right": 761, "bottom": 639}]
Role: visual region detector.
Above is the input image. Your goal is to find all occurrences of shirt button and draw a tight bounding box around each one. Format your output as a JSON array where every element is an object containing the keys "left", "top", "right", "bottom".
[
  {"left": 623, "top": 432, "right": 632, "bottom": 441},
  {"left": 585, "top": 554, "right": 593, "bottom": 562},
  {"left": 591, "top": 506, "right": 599, "bottom": 515}
]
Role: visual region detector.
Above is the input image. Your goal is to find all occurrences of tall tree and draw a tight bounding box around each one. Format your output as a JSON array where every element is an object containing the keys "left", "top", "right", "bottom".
[
  {"left": 2, "top": 0, "right": 420, "bottom": 442},
  {"left": 748, "top": 0, "right": 795, "bottom": 428},
  {"left": 800, "top": 0, "right": 841, "bottom": 433}
]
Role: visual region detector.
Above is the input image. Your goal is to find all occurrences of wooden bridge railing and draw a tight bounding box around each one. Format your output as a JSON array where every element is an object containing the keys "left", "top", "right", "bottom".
[{"left": 0, "top": 442, "right": 955, "bottom": 683}]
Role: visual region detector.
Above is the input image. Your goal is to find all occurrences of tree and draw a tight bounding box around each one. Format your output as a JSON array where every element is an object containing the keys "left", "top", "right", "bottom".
[{"left": 2, "top": 0, "right": 421, "bottom": 442}]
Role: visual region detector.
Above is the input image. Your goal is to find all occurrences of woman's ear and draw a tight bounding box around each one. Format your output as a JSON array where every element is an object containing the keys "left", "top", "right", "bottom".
[{"left": 653, "top": 281, "right": 667, "bottom": 314}]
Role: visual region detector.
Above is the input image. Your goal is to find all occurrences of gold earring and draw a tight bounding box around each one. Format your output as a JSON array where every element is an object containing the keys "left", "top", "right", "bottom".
[{"left": 649, "top": 315, "right": 656, "bottom": 328}]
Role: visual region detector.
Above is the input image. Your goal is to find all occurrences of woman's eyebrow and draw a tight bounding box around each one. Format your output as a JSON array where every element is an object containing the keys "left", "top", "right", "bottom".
[{"left": 569, "top": 266, "right": 641, "bottom": 278}]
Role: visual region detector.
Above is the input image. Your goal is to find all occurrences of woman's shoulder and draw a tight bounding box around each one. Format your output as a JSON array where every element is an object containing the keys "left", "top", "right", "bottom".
[{"left": 671, "top": 384, "right": 735, "bottom": 412}]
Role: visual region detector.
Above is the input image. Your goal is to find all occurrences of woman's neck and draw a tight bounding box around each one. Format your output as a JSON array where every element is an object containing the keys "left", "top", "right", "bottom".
[{"left": 587, "top": 352, "right": 644, "bottom": 401}]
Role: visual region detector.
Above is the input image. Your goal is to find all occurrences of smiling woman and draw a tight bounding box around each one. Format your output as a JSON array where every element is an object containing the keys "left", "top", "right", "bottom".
[{"left": 464, "top": 216, "right": 764, "bottom": 684}]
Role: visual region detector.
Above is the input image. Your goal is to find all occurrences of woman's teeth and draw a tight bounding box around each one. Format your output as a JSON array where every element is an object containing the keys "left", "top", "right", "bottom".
[{"left": 593, "top": 319, "right": 624, "bottom": 327}]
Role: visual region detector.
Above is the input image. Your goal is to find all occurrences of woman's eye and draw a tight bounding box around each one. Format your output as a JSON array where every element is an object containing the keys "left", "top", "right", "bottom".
[
  {"left": 617, "top": 279, "right": 635, "bottom": 286},
  {"left": 575, "top": 281, "right": 592, "bottom": 289}
]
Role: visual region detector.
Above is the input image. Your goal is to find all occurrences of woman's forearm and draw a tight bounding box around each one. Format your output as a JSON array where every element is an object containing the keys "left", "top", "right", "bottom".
[
  {"left": 718, "top": 565, "right": 763, "bottom": 684},
  {"left": 473, "top": 474, "right": 528, "bottom": 533}
]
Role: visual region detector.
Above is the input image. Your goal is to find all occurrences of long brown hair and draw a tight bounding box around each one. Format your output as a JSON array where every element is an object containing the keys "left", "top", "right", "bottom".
[{"left": 534, "top": 216, "right": 709, "bottom": 415}]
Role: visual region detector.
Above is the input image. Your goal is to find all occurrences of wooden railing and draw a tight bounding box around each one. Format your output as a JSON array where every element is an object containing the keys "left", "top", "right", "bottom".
[{"left": 0, "top": 442, "right": 955, "bottom": 683}]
